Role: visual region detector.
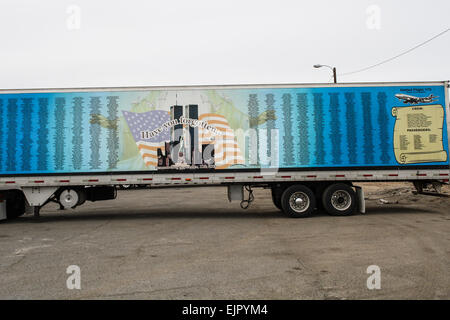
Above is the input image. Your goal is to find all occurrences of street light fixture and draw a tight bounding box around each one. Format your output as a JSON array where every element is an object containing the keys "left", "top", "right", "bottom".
[{"left": 314, "top": 64, "right": 337, "bottom": 83}]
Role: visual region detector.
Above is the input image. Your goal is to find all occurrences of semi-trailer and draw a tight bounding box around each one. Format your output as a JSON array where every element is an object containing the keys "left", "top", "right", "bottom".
[{"left": 0, "top": 81, "right": 448, "bottom": 220}]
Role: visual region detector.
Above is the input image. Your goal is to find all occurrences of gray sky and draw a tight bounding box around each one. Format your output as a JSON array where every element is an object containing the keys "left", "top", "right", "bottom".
[{"left": 0, "top": 0, "right": 449, "bottom": 89}]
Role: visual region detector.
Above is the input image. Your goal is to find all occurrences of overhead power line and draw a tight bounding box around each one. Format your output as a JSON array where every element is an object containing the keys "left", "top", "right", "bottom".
[{"left": 339, "top": 28, "right": 450, "bottom": 76}]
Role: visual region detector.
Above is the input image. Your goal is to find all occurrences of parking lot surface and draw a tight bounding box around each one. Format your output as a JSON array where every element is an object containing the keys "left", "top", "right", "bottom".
[{"left": 0, "top": 183, "right": 449, "bottom": 299}]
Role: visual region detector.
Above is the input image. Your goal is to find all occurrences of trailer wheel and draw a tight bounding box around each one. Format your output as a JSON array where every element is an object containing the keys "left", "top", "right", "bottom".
[
  {"left": 322, "top": 183, "right": 356, "bottom": 216},
  {"left": 280, "top": 185, "right": 315, "bottom": 218},
  {"left": 6, "top": 191, "right": 26, "bottom": 219},
  {"left": 271, "top": 188, "right": 283, "bottom": 210},
  {"left": 58, "top": 189, "right": 83, "bottom": 209}
]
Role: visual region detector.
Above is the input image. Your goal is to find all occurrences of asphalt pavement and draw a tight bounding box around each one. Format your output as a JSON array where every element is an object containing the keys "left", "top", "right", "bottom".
[{"left": 0, "top": 183, "right": 449, "bottom": 299}]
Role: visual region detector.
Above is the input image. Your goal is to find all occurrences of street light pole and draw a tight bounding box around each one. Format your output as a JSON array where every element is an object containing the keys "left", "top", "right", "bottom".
[{"left": 313, "top": 64, "right": 337, "bottom": 83}]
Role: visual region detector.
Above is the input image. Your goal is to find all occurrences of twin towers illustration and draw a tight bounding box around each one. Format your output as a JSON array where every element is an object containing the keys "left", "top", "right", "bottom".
[{"left": 159, "top": 104, "right": 215, "bottom": 168}]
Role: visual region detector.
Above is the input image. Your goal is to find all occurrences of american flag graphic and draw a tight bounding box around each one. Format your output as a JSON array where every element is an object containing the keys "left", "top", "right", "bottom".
[
  {"left": 199, "top": 113, "right": 244, "bottom": 169},
  {"left": 123, "top": 110, "right": 170, "bottom": 167},
  {"left": 123, "top": 110, "right": 244, "bottom": 169}
]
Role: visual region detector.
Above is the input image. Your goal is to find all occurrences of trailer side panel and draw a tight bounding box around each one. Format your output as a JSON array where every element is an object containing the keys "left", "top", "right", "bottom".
[{"left": 0, "top": 83, "right": 448, "bottom": 177}]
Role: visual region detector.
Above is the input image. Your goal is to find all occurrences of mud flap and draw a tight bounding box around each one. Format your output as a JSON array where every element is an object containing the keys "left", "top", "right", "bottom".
[
  {"left": 227, "top": 185, "right": 244, "bottom": 202},
  {"left": 0, "top": 200, "right": 6, "bottom": 221},
  {"left": 355, "top": 186, "right": 366, "bottom": 214}
]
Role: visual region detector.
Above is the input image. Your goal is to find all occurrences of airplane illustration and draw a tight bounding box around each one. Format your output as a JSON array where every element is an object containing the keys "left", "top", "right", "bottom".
[{"left": 395, "top": 93, "right": 438, "bottom": 104}]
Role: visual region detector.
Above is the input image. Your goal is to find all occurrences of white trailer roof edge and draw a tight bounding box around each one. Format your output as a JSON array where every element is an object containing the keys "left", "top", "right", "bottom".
[{"left": 0, "top": 81, "right": 448, "bottom": 94}]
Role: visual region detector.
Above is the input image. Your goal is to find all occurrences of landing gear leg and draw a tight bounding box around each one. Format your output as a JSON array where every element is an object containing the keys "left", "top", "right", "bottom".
[{"left": 33, "top": 206, "right": 40, "bottom": 219}]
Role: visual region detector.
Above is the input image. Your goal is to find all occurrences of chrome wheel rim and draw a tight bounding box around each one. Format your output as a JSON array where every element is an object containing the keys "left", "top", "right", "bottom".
[
  {"left": 331, "top": 190, "right": 351, "bottom": 211},
  {"left": 289, "top": 192, "right": 310, "bottom": 213}
]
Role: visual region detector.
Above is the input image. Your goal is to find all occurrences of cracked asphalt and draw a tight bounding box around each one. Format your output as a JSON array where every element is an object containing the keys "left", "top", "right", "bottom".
[{"left": 0, "top": 183, "right": 449, "bottom": 299}]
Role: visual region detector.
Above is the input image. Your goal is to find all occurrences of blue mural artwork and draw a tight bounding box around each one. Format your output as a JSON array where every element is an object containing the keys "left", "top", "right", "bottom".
[{"left": 0, "top": 84, "right": 448, "bottom": 175}]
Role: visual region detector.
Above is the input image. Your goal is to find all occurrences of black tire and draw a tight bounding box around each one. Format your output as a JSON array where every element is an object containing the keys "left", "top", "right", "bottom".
[
  {"left": 6, "top": 191, "right": 26, "bottom": 219},
  {"left": 322, "top": 183, "right": 356, "bottom": 216},
  {"left": 271, "top": 188, "right": 283, "bottom": 210},
  {"left": 280, "top": 185, "right": 316, "bottom": 218}
]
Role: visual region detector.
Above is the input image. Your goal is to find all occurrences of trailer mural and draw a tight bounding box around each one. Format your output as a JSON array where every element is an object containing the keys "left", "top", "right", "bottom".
[{"left": 0, "top": 85, "right": 448, "bottom": 175}]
